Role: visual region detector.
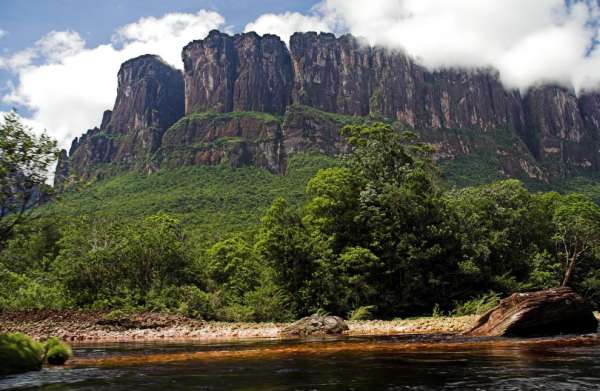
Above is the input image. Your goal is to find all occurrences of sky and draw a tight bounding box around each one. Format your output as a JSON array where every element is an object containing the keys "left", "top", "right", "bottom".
[{"left": 1, "top": 0, "right": 600, "bottom": 150}]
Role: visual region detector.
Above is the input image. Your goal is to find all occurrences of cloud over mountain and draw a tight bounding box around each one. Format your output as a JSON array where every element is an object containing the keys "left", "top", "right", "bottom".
[{"left": 246, "top": 0, "right": 600, "bottom": 92}]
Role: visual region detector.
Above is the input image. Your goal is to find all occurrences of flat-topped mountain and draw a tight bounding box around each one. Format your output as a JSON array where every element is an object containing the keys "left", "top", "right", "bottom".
[{"left": 55, "top": 30, "right": 600, "bottom": 189}]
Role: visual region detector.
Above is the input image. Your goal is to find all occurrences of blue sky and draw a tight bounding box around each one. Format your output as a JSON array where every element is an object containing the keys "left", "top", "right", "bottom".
[{"left": 0, "top": 0, "right": 317, "bottom": 53}]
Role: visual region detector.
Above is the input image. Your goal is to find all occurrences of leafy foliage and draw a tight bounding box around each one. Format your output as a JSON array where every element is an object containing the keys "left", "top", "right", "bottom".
[
  {"left": 54, "top": 214, "right": 192, "bottom": 308},
  {"left": 348, "top": 305, "right": 376, "bottom": 321},
  {"left": 452, "top": 292, "right": 501, "bottom": 316},
  {"left": 3, "top": 116, "right": 600, "bottom": 321},
  {"left": 0, "top": 111, "right": 58, "bottom": 248}
]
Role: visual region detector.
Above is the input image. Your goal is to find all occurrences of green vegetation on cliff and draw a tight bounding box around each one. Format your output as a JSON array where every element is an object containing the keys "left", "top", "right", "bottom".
[{"left": 46, "top": 153, "right": 336, "bottom": 240}]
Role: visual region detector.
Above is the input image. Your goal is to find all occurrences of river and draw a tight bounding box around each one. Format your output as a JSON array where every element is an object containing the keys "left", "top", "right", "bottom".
[{"left": 2, "top": 334, "right": 600, "bottom": 390}]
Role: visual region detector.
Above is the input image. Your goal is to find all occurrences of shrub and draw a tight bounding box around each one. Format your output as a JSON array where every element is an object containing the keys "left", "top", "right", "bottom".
[
  {"left": 44, "top": 337, "right": 73, "bottom": 365},
  {"left": 243, "top": 278, "right": 295, "bottom": 322},
  {"left": 431, "top": 304, "right": 443, "bottom": 318},
  {"left": 0, "top": 333, "right": 44, "bottom": 375},
  {"left": 217, "top": 303, "right": 256, "bottom": 322},
  {"left": 147, "top": 285, "right": 216, "bottom": 320},
  {"left": 452, "top": 292, "right": 501, "bottom": 316},
  {"left": 348, "top": 305, "right": 376, "bottom": 321},
  {"left": 0, "top": 267, "right": 70, "bottom": 311}
]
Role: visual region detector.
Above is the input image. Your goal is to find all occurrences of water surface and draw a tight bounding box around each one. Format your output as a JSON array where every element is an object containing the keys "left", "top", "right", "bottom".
[{"left": 2, "top": 334, "right": 600, "bottom": 390}]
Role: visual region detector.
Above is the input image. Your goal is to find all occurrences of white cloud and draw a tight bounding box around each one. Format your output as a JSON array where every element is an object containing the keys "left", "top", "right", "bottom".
[
  {"left": 0, "top": 10, "right": 226, "bottom": 150},
  {"left": 246, "top": 0, "right": 600, "bottom": 93},
  {"left": 244, "top": 12, "right": 333, "bottom": 46},
  {"left": 37, "top": 31, "right": 86, "bottom": 63},
  {"left": 0, "top": 31, "right": 84, "bottom": 72},
  {"left": 0, "top": 29, "right": 7, "bottom": 39}
]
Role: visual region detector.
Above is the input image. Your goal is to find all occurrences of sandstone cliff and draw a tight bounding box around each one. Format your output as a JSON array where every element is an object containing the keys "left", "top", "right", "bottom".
[
  {"left": 182, "top": 30, "right": 292, "bottom": 115},
  {"left": 56, "top": 54, "right": 184, "bottom": 187},
  {"left": 56, "top": 31, "right": 600, "bottom": 189}
]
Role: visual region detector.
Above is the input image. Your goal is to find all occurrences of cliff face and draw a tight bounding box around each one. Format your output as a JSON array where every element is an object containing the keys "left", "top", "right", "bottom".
[
  {"left": 290, "top": 33, "right": 371, "bottom": 116},
  {"left": 289, "top": 33, "right": 526, "bottom": 133},
  {"left": 157, "top": 112, "right": 285, "bottom": 174},
  {"left": 108, "top": 54, "right": 185, "bottom": 164},
  {"left": 56, "top": 54, "right": 184, "bottom": 187},
  {"left": 57, "top": 30, "right": 600, "bottom": 188},
  {"left": 183, "top": 31, "right": 292, "bottom": 115},
  {"left": 523, "top": 86, "right": 599, "bottom": 173}
]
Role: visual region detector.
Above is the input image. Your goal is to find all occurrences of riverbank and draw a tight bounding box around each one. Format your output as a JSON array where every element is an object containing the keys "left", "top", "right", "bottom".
[{"left": 0, "top": 310, "right": 478, "bottom": 342}]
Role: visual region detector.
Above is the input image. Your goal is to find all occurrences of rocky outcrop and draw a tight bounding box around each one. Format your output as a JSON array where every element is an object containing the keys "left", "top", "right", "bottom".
[
  {"left": 61, "top": 55, "right": 184, "bottom": 182},
  {"left": 468, "top": 288, "right": 598, "bottom": 337},
  {"left": 107, "top": 54, "right": 185, "bottom": 164},
  {"left": 183, "top": 30, "right": 292, "bottom": 115},
  {"left": 280, "top": 315, "right": 349, "bottom": 337},
  {"left": 157, "top": 111, "right": 285, "bottom": 173},
  {"left": 282, "top": 105, "right": 352, "bottom": 155},
  {"left": 53, "top": 149, "right": 70, "bottom": 191}
]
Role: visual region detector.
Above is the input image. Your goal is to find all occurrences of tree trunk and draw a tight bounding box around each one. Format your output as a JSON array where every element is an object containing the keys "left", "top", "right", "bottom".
[{"left": 561, "top": 255, "right": 577, "bottom": 287}]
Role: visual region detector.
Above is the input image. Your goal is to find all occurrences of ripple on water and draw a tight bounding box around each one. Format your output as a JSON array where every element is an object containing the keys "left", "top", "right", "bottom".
[{"left": 2, "top": 335, "right": 600, "bottom": 390}]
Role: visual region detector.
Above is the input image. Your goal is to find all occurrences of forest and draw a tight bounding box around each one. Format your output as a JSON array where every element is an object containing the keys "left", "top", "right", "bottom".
[{"left": 2, "top": 112, "right": 600, "bottom": 321}]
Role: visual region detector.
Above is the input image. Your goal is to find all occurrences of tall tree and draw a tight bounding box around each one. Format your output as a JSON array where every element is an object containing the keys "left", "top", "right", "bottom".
[
  {"left": 545, "top": 193, "right": 600, "bottom": 287},
  {"left": 0, "top": 112, "right": 57, "bottom": 248}
]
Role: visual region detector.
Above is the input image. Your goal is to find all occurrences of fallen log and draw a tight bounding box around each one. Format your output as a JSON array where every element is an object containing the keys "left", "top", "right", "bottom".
[{"left": 467, "top": 287, "right": 598, "bottom": 337}]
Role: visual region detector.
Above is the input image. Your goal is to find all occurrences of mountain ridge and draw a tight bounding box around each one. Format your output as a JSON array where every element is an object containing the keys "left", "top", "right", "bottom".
[{"left": 55, "top": 30, "right": 600, "bottom": 190}]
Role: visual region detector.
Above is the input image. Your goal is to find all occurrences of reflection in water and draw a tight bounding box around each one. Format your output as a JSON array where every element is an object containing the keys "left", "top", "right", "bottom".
[{"left": 1, "top": 334, "right": 600, "bottom": 390}]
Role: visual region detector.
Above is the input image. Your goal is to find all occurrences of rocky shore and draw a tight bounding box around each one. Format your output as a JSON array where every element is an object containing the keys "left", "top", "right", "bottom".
[{"left": 0, "top": 310, "right": 478, "bottom": 343}]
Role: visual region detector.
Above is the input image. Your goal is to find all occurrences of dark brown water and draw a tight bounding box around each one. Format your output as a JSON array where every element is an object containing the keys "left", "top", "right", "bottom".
[{"left": 2, "top": 334, "right": 600, "bottom": 390}]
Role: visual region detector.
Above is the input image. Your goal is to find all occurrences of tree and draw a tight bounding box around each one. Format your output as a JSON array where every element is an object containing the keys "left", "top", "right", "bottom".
[
  {"left": 447, "top": 180, "right": 554, "bottom": 294},
  {"left": 206, "top": 235, "right": 261, "bottom": 298},
  {"left": 304, "top": 167, "right": 363, "bottom": 252},
  {"left": 546, "top": 193, "right": 600, "bottom": 287},
  {"left": 298, "top": 123, "right": 464, "bottom": 316},
  {"left": 55, "top": 214, "right": 191, "bottom": 307},
  {"left": 0, "top": 111, "right": 57, "bottom": 248},
  {"left": 255, "top": 197, "right": 315, "bottom": 315}
]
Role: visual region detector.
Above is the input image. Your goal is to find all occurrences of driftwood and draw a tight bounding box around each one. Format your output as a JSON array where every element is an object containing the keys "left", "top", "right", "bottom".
[{"left": 468, "top": 287, "right": 598, "bottom": 337}]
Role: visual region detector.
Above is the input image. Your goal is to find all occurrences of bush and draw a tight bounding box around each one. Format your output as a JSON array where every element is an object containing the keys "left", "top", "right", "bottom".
[
  {"left": 348, "top": 305, "right": 376, "bottom": 321},
  {"left": 452, "top": 292, "right": 501, "bottom": 316},
  {"left": 243, "top": 278, "right": 295, "bottom": 322},
  {"left": 0, "top": 267, "right": 69, "bottom": 311},
  {"left": 0, "top": 333, "right": 44, "bottom": 375},
  {"left": 44, "top": 337, "right": 73, "bottom": 365},
  {"left": 147, "top": 285, "right": 216, "bottom": 320},
  {"left": 217, "top": 303, "right": 256, "bottom": 322}
]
